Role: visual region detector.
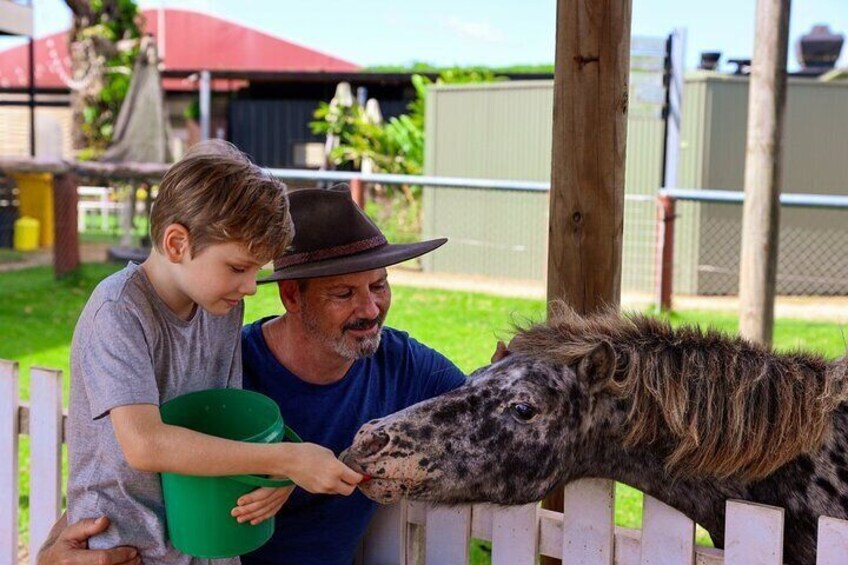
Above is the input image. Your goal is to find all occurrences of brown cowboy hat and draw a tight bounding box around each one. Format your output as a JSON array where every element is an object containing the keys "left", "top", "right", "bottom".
[{"left": 258, "top": 186, "right": 447, "bottom": 282}]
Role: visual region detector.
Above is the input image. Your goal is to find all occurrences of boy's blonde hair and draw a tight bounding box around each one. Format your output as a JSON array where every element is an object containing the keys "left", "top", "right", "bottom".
[{"left": 150, "top": 140, "right": 292, "bottom": 261}]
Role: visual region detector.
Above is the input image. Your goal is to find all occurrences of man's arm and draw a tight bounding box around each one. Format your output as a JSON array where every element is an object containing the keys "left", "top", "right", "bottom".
[
  {"left": 110, "top": 404, "right": 362, "bottom": 494},
  {"left": 37, "top": 513, "right": 140, "bottom": 565}
]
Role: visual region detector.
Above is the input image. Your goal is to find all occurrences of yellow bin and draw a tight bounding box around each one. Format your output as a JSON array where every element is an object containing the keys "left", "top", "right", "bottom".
[
  {"left": 12, "top": 173, "right": 54, "bottom": 247},
  {"left": 14, "top": 216, "right": 40, "bottom": 252}
]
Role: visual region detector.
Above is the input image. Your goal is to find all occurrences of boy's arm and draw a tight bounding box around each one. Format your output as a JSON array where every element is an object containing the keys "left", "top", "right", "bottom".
[{"left": 110, "top": 404, "right": 363, "bottom": 493}]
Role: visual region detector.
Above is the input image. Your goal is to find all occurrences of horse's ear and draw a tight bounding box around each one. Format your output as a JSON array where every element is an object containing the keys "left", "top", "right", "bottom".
[{"left": 576, "top": 341, "right": 616, "bottom": 387}]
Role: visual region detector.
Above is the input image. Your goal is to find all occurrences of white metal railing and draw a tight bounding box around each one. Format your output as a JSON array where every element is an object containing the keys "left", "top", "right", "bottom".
[
  {"left": 660, "top": 187, "right": 848, "bottom": 210},
  {"left": 266, "top": 168, "right": 550, "bottom": 193},
  {"left": 5, "top": 360, "right": 848, "bottom": 565},
  {"left": 269, "top": 168, "right": 848, "bottom": 210}
]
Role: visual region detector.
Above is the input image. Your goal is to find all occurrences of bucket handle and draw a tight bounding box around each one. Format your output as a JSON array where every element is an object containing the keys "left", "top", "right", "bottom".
[{"left": 229, "top": 425, "right": 303, "bottom": 488}]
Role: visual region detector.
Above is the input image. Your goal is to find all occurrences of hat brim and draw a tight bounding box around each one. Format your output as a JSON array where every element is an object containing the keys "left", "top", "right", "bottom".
[{"left": 258, "top": 238, "right": 447, "bottom": 283}]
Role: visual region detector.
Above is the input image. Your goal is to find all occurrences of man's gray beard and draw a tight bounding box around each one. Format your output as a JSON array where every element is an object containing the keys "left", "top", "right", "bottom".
[
  {"left": 301, "top": 308, "right": 383, "bottom": 360},
  {"left": 340, "top": 331, "right": 382, "bottom": 360}
]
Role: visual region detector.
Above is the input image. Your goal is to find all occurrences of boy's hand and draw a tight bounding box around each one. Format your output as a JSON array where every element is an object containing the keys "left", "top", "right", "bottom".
[
  {"left": 281, "top": 443, "right": 363, "bottom": 495},
  {"left": 231, "top": 485, "right": 294, "bottom": 525}
]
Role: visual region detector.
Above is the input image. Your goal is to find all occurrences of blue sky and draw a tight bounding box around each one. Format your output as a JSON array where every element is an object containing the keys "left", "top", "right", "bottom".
[{"left": 2, "top": 0, "right": 847, "bottom": 72}]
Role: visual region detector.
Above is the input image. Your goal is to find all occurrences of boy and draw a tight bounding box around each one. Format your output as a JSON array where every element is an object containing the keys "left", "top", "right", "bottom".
[{"left": 67, "top": 141, "right": 363, "bottom": 564}]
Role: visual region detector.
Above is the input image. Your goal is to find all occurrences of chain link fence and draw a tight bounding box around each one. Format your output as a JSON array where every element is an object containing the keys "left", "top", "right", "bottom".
[
  {"left": 668, "top": 191, "right": 848, "bottom": 297},
  {"left": 2, "top": 160, "right": 846, "bottom": 302}
]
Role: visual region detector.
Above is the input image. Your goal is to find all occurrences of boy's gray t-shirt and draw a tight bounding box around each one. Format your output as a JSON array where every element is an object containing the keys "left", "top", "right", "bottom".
[{"left": 67, "top": 262, "right": 243, "bottom": 565}]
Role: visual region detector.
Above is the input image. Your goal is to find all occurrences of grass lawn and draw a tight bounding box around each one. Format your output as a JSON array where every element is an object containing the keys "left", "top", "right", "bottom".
[
  {"left": 2, "top": 263, "right": 847, "bottom": 553},
  {"left": 0, "top": 248, "right": 25, "bottom": 264}
]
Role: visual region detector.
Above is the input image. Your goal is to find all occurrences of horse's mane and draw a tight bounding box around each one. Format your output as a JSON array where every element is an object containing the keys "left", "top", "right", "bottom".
[{"left": 508, "top": 303, "right": 848, "bottom": 482}]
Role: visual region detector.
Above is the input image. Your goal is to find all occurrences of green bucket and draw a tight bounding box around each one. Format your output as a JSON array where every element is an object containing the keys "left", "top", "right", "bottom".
[{"left": 159, "top": 388, "right": 301, "bottom": 558}]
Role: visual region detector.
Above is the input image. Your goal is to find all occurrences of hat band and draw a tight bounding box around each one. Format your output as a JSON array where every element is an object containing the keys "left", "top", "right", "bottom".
[{"left": 274, "top": 235, "right": 388, "bottom": 270}]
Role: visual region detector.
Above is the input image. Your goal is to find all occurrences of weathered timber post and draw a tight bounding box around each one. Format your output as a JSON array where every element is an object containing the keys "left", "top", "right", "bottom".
[
  {"left": 545, "top": 0, "right": 633, "bottom": 563},
  {"left": 738, "top": 0, "right": 791, "bottom": 345}
]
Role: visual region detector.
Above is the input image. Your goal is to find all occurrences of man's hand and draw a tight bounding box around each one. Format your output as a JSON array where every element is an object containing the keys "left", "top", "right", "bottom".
[
  {"left": 232, "top": 485, "right": 295, "bottom": 525},
  {"left": 491, "top": 340, "right": 511, "bottom": 363},
  {"left": 37, "top": 514, "right": 139, "bottom": 565}
]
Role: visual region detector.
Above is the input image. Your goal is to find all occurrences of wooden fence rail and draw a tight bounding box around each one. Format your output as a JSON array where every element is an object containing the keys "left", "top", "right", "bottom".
[{"left": 3, "top": 359, "right": 848, "bottom": 565}]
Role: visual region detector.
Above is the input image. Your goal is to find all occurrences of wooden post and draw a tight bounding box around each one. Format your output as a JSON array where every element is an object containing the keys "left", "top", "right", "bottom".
[
  {"left": 547, "top": 0, "right": 631, "bottom": 312},
  {"left": 546, "top": 0, "right": 632, "bottom": 562},
  {"left": 52, "top": 172, "right": 80, "bottom": 278},
  {"left": 350, "top": 177, "right": 365, "bottom": 208},
  {"left": 655, "top": 194, "right": 676, "bottom": 311},
  {"left": 738, "top": 0, "right": 791, "bottom": 345}
]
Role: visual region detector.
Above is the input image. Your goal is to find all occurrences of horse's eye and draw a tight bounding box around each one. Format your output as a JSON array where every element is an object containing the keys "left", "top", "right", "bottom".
[{"left": 510, "top": 403, "right": 537, "bottom": 422}]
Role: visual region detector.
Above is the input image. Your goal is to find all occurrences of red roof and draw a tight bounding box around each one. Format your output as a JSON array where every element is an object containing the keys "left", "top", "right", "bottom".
[{"left": 0, "top": 8, "right": 359, "bottom": 91}]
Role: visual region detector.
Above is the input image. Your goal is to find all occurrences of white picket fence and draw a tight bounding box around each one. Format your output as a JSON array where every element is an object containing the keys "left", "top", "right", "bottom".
[{"left": 4, "top": 359, "right": 848, "bottom": 565}]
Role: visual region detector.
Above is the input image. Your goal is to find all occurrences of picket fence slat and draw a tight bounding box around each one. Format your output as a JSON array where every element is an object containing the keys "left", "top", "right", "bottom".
[
  {"left": 424, "top": 504, "right": 471, "bottom": 565},
  {"left": 539, "top": 508, "right": 564, "bottom": 559},
  {"left": 28, "top": 368, "right": 63, "bottom": 563},
  {"left": 562, "top": 478, "right": 616, "bottom": 565},
  {"left": 405, "top": 500, "right": 426, "bottom": 564},
  {"left": 491, "top": 503, "right": 537, "bottom": 565},
  {"left": 694, "top": 547, "right": 724, "bottom": 565},
  {"left": 724, "top": 500, "right": 784, "bottom": 565},
  {"left": 640, "top": 495, "right": 695, "bottom": 565},
  {"left": 357, "top": 500, "right": 403, "bottom": 565},
  {"left": 0, "top": 361, "right": 19, "bottom": 565},
  {"left": 615, "top": 528, "right": 643, "bottom": 565},
  {"left": 470, "top": 503, "right": 494, "bottom": 539},
  {"left": 816, "top": 515, "right": 848, "bottom": 565}
]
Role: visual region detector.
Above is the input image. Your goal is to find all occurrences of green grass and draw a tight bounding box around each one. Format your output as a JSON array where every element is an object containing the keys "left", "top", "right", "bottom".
[
  {"left": 78, "top": 212, "right": 149, "bottom": 244},
  {"left": 2, "top": 263, "right": 846, "bottom": 552},
  {"left": 0, "top": 248, "right": 25, "bottom": 264}
]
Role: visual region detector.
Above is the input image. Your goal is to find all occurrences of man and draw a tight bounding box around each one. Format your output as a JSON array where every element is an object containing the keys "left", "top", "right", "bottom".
[
  {"left": 40, "top": 186, "right": 487, "bottom": 565},
  {"left": 239, "top": 187, "right": 467, "bottom": 564}
]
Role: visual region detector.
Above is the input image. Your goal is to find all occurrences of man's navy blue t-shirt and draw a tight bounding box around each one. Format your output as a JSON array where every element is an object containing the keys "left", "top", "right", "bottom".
[{"left": 240, "top": 317, "right": 466, "bottom": 565}]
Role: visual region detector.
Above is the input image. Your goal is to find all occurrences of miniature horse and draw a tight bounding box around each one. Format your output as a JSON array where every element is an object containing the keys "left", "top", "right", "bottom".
[{"left": 343, "top": 306, "right": 848, "bottom": 565}]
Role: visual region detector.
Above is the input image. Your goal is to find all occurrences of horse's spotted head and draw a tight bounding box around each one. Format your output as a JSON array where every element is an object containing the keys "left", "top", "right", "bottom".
[{"left": 342, "top": 343, "right": 616, "bottom": 505}]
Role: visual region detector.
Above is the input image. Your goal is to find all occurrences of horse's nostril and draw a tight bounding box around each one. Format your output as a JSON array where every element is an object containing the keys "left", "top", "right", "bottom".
[{"left": 361, "top": 430, "right": 390, "bottom": 457}]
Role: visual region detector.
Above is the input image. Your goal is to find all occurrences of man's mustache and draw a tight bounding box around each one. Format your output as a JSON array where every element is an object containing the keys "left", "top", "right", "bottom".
[{"left": 344, "top": 316, "right": 384, "bottom": 332}]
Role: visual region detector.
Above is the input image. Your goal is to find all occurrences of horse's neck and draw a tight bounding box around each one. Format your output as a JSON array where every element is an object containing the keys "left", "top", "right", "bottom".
[
  {"left": 579, "top": 438, "right": 745, "bottom": 543},
  {"left": 579, "top": 404, "right": 848, "bottom": 556},
  {"left": 749, "top": 404, "right": 848, "bottom": 519}
]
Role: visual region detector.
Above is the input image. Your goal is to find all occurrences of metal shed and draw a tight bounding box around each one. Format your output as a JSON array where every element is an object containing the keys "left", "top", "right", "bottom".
[
  {"left": 675, "top": 73, "right": 848, "bottom": 295},
  {"left": 421, "top": 80, "right": 665, "bottom": 294},
  {"left": 422, "top": 74, "right": 848, "bottom": 296}
]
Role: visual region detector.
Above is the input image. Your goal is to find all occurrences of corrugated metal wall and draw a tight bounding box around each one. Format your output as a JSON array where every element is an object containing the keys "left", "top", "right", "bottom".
[
  {"left": 228, "top": 97, "right": 410, "bottom": 169},
  {"left": 421, "top": 82, "right": 553, "bottom": 281},
  {"left": 422, "top": 81, "right": 665, "bottom": 293},
  {"left": 678, "top": 74, "right": 848, "bottom": 295},
  {"left": 228, "top": 99, "right": 324, "bottom": 168}
]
